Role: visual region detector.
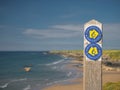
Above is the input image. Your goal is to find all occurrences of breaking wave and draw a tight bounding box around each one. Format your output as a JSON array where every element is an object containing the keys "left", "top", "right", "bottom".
[
  {"left": 0, "top": 83, "right": 9, "bottom": 88},
  {"left": 11, "top": 78, "right": 27, "bottom": 82},
  {"left": 45, "top": 59, "right": 65, "bottom": 66},
  {"left": 23, "top": 85, "right": 31, "bottom": 90}
]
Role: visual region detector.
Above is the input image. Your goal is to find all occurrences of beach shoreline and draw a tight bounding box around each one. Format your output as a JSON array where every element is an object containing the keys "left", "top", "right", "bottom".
[
  {"left": 43, "top": 71, "right": 120, "bottom": 90},
  {"left": 43, "top": 52, "right": 120, "bottom": 90},
  {"left": 43, "top": 59, "right": 83, "bottom": 90}
]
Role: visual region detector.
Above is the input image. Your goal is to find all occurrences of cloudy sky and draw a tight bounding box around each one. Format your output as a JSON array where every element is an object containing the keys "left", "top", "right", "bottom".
[{"left": 0, "top": 0, "right": 120, "bottom": 51}]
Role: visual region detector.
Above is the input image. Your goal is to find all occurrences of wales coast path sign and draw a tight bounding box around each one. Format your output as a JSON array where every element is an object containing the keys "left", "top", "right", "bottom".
[{"left": 84, "top": 19, "right": 102, "bottom": 90}]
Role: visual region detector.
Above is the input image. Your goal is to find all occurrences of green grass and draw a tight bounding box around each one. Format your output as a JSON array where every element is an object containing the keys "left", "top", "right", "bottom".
[
  {"left": 103, "top": 81, "right": 120, "bottom": 90},
  {"left": 51, "top": 50, "right": 120, "bottom": 62},
  {"left": 103, "top": 50, "right": 120, "bottom": 62},
  {"left": 51, "top": 50, "right": 83, "bottom": 53}
]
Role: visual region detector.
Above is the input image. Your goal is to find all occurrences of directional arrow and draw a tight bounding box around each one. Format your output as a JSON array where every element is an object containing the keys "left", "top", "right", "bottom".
[
  {"left": 89, "top": 29, "right": 99, "bottom": 39},
  {"left": 88, "top": 47, "right": 98, "bottom": 56}
]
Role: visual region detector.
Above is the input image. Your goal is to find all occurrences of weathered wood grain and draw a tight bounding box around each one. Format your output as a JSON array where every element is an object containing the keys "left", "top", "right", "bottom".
[{"left": 84, "top": 20, "right": 102, "bottom": 90}]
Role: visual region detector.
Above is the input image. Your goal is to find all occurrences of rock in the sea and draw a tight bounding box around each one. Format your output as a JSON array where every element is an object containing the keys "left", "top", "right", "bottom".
[{"left": 24, "top": 67, "right": 31, "bottom": 72}]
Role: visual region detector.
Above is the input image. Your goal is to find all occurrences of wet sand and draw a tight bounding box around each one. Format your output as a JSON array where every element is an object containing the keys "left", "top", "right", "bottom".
[{"left": 43, "top": 60, "right": 120, "bottom": 90}]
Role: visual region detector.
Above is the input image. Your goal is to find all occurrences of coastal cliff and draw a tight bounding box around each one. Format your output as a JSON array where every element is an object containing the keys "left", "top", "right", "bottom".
[{"left": 50, "top": 50, "right": 120, "bottom": 71}]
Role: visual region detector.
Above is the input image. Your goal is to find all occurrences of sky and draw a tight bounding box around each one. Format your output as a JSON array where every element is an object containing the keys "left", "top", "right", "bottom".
[{"left": 0, "top": 0, "right": 120, "bottom": 51}]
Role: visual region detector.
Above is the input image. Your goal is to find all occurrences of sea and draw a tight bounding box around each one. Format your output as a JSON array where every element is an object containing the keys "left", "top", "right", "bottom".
[{"left": 0, "top": 51, "right": 82, "bottom": 90}]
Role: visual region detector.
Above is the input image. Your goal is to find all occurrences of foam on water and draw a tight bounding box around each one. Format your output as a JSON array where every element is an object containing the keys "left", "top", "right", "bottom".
[
  {"left": 67, "top": 72, "right": 72, "bottom": 77},
  {"left": 0, "top": 78, "right": 28, "bottom": 89},
  {"left": 23, "top": 85, "right": 31, "bottom": 90},
  {"left": 11, "top": 78, "right": 27, "bottom": 82},
  {"left": 0, "top": 51, "right": 82, "bottom": 90},
  {"left": 0, "top": 83, "right": 9, "bottom": 88},
  {"left": 45, "top": 59, "right": 65, "bottom": 66}
]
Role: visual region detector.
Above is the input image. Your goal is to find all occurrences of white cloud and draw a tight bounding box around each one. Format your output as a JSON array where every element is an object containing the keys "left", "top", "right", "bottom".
[
  {"left": 104, "top": 23, "right": 120, "bottom": 32},
  {"left": 0, "top": 25, "right": 10, "bottom": 29},
  {"left": 23, "top": 23, "right": 120, "bottom": 42},
  {"left": 103, "top": 23, "right": 120, "bottom": 38},
  {"left": 24, "top": 29, "right": 81, "bottom": 38},
  {"left": 60, "top": 14, "right": 77, "bottom": 18},
  {"left": 23, "top": 24, "right": 83, "bottom": 39},
  {"left": 51, "top": 24, "right": 83, "bottom": 31}
]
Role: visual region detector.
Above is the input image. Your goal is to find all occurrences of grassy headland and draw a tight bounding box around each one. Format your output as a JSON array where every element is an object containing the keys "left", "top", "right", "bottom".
[
  {"left": 49, "top": 50, "right": 120, "bottom": 90},
  {"left": 51, "top": 49, "right": 120, "bottom": 62},
  {"left": 103, "top": 81, "right": 120, "bottom": 90},
  {"left": 51, "top": 49, "right": 120, "bottom": 70}
]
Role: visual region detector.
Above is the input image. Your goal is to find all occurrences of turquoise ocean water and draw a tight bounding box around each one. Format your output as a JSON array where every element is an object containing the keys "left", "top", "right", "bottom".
[{"left": 0, "top": 51, "right": 82, "bottom": 90}]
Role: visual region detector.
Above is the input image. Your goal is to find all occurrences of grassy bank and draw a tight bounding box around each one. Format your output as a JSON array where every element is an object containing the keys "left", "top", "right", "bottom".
[
  {"left": 51, "top": 50, "right": 120, "bottom": 62},
  {"left": 51, "top": 50, "right": 120, "bottom": 90},
  {"left": 103, "top": 81, "right": 120, "bottom": 90},
  {"left": 103, "top": 50, "right": 120, "bottom": 62}
]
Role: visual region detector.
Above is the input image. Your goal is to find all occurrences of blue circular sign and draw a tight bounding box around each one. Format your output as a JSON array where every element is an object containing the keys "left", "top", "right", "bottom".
[
  {"left": 85, "top": 26, "right": 102, "bottom": 43},
  {"left": 85, "top": 43, "right": 102, "bottom": 60}
]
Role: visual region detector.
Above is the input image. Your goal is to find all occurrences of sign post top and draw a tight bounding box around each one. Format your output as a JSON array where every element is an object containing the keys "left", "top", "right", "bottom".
[
  {"left": 84, "top": 19, "right": 102, "bottom": 61},
  {"left": 85, "top": 19, "right": 102, "bottom": 28},
  {"left": 86, "top": 19, "right": 102, "bottom": 24}
]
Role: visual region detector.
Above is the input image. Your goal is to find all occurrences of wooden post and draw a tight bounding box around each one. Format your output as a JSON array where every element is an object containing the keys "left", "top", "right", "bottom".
[{"left": 84, "top": 19, "right": 102, "bottom": 90}]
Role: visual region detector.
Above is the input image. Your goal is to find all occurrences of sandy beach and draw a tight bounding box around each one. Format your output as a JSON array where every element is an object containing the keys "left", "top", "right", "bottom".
[
  {"left": 43, "top": 59, "right": 83, "bottom": 90},
  {"left": 43, "top": 59, "right": 120, "bottom": 90}
]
